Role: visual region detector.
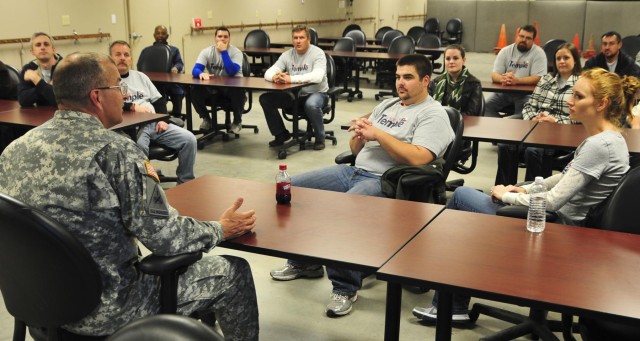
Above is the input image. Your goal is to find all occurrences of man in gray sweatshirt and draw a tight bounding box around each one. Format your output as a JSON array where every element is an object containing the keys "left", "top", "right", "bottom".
[{"left": 260, "top": 25, "right": 329, "bottom": 150}]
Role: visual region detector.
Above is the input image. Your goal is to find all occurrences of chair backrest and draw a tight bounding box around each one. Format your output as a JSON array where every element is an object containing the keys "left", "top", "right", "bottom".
[
  {"left": 241, "top": 52, "right": 251, "bottom": 77},
  {"left": 325, "top": 52, "right": 336, "bottom": 91},
  {"left": 136, "top": 44, "right": 172, "bottom": 73},
  {"left": 442, "top": 106, "right": 465, "bottom": 179},
  {"left": 381, "top": 30, "right": 404, "bottom": 47},
  {"left": 244, "top": 29, "right": 270, "bottom": 48},
  {"left": 543, "top": 39, "right": 567, "bottom": 72},
  {"left": 333, "top": 37, "right": 356, "bottom": 52},
  {"left": 407, "top": 26, "right": 428, "bottom": 44},
  {"left": 585, "top": 166, "right": 640, "bottom": 233},
  {"left": 388, "top": 36, "right": 415, "bottom": 54},
  {"left": 342, "top": 24, "right": 361, "bottom": 37},
  {"left": 0, "top": 63, "right": 20, "bottom": 100},
  {"left": 107, "top": 315, "right": 224, "bottom": 341},
  {"left": 424, "top": 18, "right": 441, "bottom": 35},
  {"left": 375, "top": 26, "right": 394, "bottom": 41},
  {"left": 344, "top": 29, "right": 366, "bottom": 47},
  {"left": 309, "top": 27, "right": 319, "bottom": 45},
  {"left": 445, "top": 18, "right": 463, "bottom": 36},
  {"left": 417, "top": 33, "right": 442, "bottom": 48},
  {"left": 0, "top": 192, "right": 102, "bottom": 328},
  {"left": 621, "top": 35, "right": 640, "bottom": 59}
]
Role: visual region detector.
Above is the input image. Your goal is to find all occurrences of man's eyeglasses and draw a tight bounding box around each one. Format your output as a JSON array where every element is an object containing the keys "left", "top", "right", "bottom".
[{"left": 94, "top": 84, "right": 128, "bottom": 96}]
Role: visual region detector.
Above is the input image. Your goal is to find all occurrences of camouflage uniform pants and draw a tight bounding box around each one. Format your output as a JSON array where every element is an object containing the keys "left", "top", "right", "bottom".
[{"left": 177, "top": 255, "right": 259, "bottom": 341}]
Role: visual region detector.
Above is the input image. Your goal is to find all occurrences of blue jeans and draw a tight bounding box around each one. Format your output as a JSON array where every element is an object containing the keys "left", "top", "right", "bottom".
[
  {"left": 484, "top": 93, "right": 531, "bottom": 118},
  {"left": 432, "top": 187, "right": 505, "bottom": 312},
  {"left": 136, "top": 123, "right": 197, "bottom": 184},
  {"left": 288, "top": 165, "right": 384, "bottom": 295},
  {"left": 260, "top": 91, "right": 328, "bottom": 140}
]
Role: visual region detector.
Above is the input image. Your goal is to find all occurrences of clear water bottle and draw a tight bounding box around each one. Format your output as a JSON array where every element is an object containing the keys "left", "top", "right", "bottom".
[
  {"left": 275, "top": 164, "right": 291, "bottom": 204},
  {"left": 527, "top": 176, "right": 547, "bottom": 233}
]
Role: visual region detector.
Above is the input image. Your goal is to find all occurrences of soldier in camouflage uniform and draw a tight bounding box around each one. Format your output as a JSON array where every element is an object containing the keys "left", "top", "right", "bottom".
[{"left": 0, "top": 52, "right": 259, "bottom": 340}]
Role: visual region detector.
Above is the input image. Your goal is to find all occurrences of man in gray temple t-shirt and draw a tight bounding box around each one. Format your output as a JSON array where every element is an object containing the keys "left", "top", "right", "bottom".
[
  {"left": 268, "top": 54, "right": 454, "bottom": 318},
  {"left": 486, "top": 24, "right": 547, "bottom": 118},
  {"left": 260, "top": 25, "right": 329, "bottom": 150}
]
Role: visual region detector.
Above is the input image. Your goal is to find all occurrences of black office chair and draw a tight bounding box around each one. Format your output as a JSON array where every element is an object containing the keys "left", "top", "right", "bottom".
[
  {"left": 197, "top": 53, "right": 258, "bottom": 150},
  {"left": 381, "top": 30, "right": 404, "bottom": 48},
  {"left": 309, "top": 27, "right": 319, "bottom": 46},
  {"left": 136, "top": 44, "right": 185, "bottom": 118},
  {"left": 344, "top": 30, "right": 371, "bottom": 88},
  {"left": 621, "top": 35, "right": 640, "bottom": 60},
  {"left": 278, "top": 53, "right": 340, "bottom": 159},
  {"left": 0, "top": 62, "right": 20, "bottom": 99},
  {"left": 407, "top": 26, "right": 428, "bottom": 45},
  {"left": 342, "top": 24, "right": 361, "bottom": 37},
  {"left": 446, "top": 96, "right": 485, "bottom": 191},
  {"left": 332, "top": 37, "right": 358, "bottom": 101},
  {"left": 424, "top": 17, "right": 441, "bottom": 39},
  {"left": 344, "top": 29, "right": 366, "bottom": 47},
  {"left": 0, "top": 192, "right": 202, "bottom": 341},
  {"left": 442, "top": 18, "right": 463, "bottom": 45},
  {"left": 243, "top": 29, "right": 271, "bottom": 77},
  {"left": 375, "top": 26, "right": 394, "bottom": 42},
  {"left": 375, "top": 36, "right": 415, "bottom": 101},
  {"left": 335, "top": 106, "right": 464, "bottom": 204},
  {"left": 416, "top": 33, "right": 444, "bottom": 74},
  {"left": 543, "top": 39, "right": 567, "bottom": 72},
  {"left": 107, "top": 315, "right": 224, "bottom": 341},
  {"left": 472, "top": 166, "right": 640, "bottom": 341}
]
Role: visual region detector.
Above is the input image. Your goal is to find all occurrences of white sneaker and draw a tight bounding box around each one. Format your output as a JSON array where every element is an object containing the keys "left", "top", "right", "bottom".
[
  {"left": 199, "top": 118, "right": 212, "bottom": 131},
  {"left": 326, "top": 293, "right": 358, "bottom": 317},
  {"left": 230, "top": 122, "right": 242, "bottom": 134}
]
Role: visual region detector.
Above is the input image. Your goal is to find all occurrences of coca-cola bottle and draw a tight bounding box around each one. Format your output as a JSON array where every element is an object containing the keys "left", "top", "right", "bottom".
[{"left": 275, "top": 164, "right": 291, "bottom": 204}]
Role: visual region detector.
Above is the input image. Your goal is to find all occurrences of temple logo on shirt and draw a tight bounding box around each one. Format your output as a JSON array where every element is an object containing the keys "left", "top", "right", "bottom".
[
  {"left": 208, "top": 64, "right": 224, "bottom": 72},
  {"left": 290, "top": 64, "right": 309, "bottom": 72},
  {"left": 125, "top": 91, "right": 146, "bottom": 102},
  {"left": 508, "top": 60, "right": 530, "bottom": 70},
  {"left": 376, "top": 114, "right": 408, "bottom": 129}
]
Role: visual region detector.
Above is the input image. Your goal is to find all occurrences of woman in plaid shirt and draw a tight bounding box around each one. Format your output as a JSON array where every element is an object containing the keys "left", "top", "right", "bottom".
[{"left": 496, "top": 43, "right": 582, "bottom": 183}]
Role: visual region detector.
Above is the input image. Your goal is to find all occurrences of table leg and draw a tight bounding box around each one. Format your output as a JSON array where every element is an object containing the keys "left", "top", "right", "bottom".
[
  {"left": 436, "top": 291, "right": 453, "bottom": 341},
  {"left": 504, "top": 146, "right": 519, "bottom": 185},
  {"left": 184, "top": 85, "right": 193, "bottom": 132},
  {"left": 384, "top": 282, "right": 402, "bottom": 341}
]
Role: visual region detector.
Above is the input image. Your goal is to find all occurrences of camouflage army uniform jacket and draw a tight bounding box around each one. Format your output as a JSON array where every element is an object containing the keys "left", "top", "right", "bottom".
[{"left": 0, "top": 110, "right": 224, "bottom": 335}]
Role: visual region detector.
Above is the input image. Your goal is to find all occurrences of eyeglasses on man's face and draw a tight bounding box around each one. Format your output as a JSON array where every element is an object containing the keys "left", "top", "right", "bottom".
[{"left": 94, "top": 83, "right": 128, "bottom": 96}]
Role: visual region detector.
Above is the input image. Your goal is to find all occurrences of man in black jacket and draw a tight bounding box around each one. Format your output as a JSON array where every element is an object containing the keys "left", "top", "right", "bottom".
[
  {"left": 584, "top": 31, "right": 640, "bottom": 77},
  {"left": 18, "top": 32, "right": 61, "bottom": 107}
]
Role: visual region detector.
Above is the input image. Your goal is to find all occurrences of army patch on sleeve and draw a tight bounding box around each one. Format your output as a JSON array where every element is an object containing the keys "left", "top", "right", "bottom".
[
  {"left": 144, "top": 161, "right": 160, "bottom": 183},
  {"left": 145, "top": 180, "right": 170, "bottom": 217}
]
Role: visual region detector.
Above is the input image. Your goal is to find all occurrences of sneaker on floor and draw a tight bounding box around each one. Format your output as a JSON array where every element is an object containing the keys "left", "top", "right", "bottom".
[
  {"left": 270, "top": 263, "right": 324, "bottom": 281},
  {"left": 412, "top": 305, "right": 471, "bottom": 324},
  {"left": 268, "top": 131, "right": 292, "bottom": 147},
  {"left": 326, "top": 293, "right": 358, "bottom": 317},
  {"left": 230, "top": 122, "right": 242, "bottom": 134},
  {"left": 199, "top": 118, "right": 212, "bottom": 131},
  {"left": 313, "top": 140, "right": 325, "bottom": 150}
]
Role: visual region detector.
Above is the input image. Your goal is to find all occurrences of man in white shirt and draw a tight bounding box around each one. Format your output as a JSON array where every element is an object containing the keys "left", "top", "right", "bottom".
[{"left": 110, "top": 40, "right": 197, "bottom": 184}]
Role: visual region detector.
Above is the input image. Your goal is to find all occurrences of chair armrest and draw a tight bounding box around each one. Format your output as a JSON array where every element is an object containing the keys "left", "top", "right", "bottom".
[
  {"left": 335, "top": 151, "right": 356, "bottom": 165},
  {"left": 139, "top": 251, "right": 203, "bottom": 276},
  {"left": 496, "top": 205, "right": 558, "bottom": 222}
]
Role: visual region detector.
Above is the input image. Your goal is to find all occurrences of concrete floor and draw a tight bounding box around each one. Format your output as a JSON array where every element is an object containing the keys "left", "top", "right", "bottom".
[{"left": 0, "top": 52, "right": 579, "bottom": 340}]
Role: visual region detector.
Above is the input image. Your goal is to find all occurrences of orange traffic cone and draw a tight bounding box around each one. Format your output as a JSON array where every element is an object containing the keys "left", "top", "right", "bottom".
[
  {"left": 494, "top": 24, "right": 507, "bottom": 54},
  {"left": 583, "top": 34, "right": 597, "bottom": 59},
  {"left": 573, "top": 33, "right": 582, "bottom": 55},
  {"left": 533, "top": 21, "right": 540, "bottom": 45}
]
